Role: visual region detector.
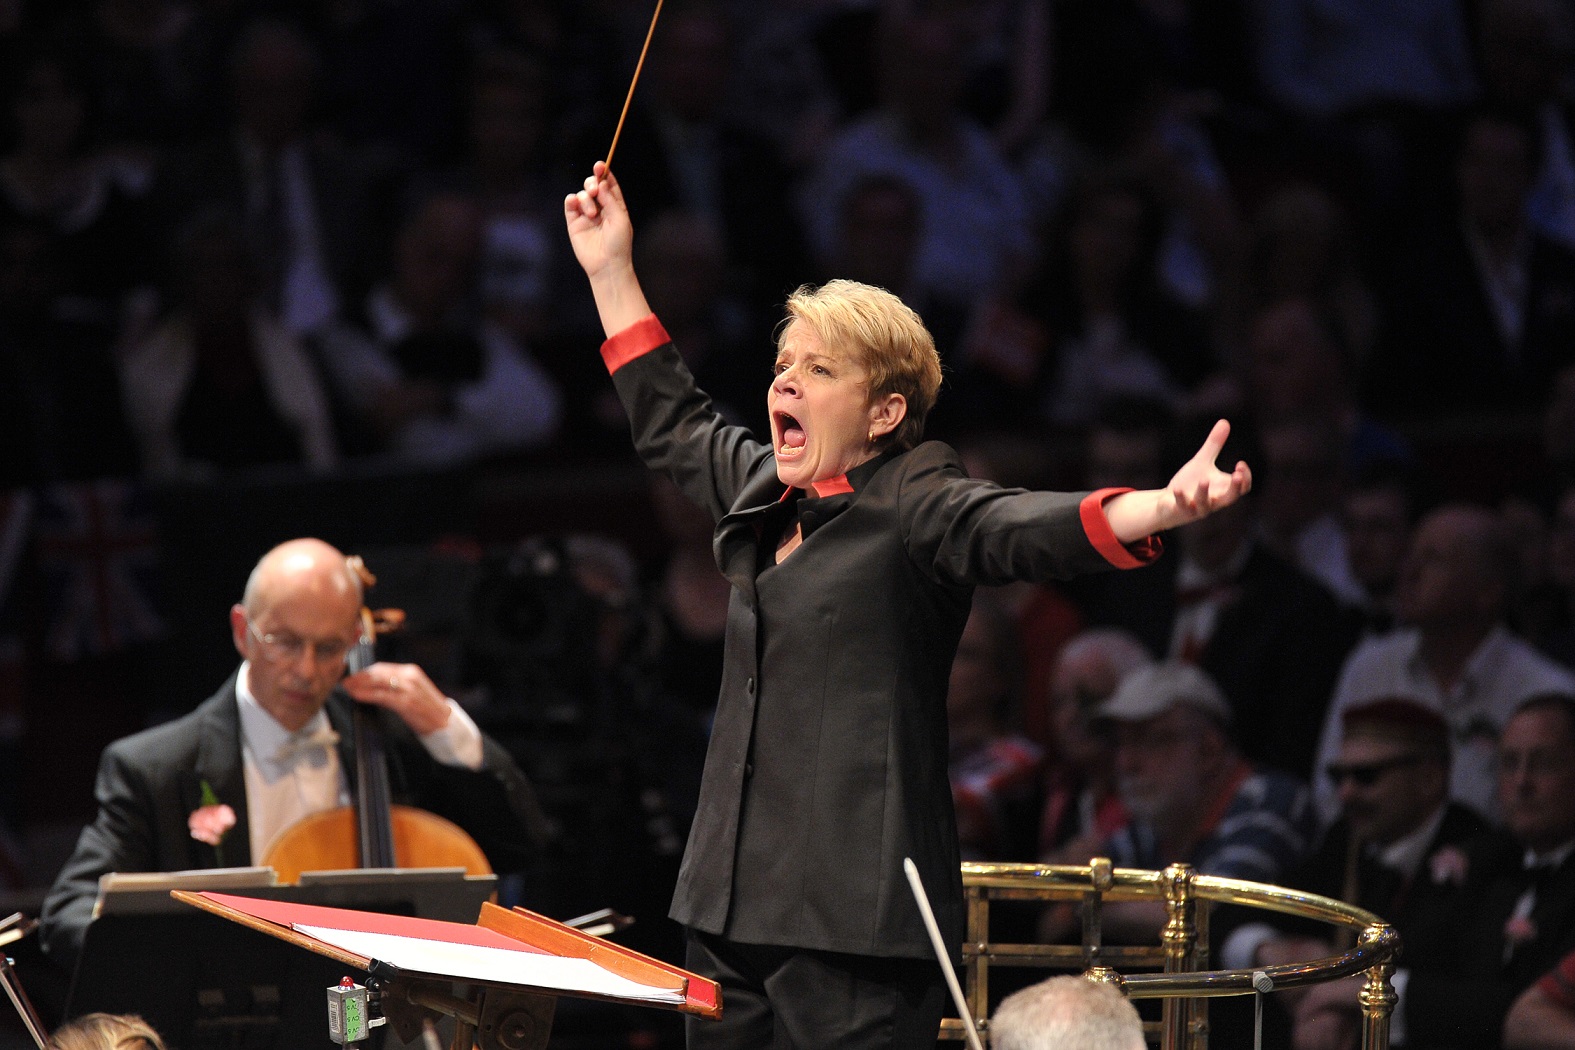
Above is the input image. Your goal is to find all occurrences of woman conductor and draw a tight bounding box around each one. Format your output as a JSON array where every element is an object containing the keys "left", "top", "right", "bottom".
[{"left": 565, "top": 161, "right": 1251, "bottom": 1049}]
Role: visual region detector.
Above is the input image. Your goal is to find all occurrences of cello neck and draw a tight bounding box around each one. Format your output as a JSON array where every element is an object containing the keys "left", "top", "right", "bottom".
[{"left": 348, "top": 619, "right": 398, "bottom": 868}]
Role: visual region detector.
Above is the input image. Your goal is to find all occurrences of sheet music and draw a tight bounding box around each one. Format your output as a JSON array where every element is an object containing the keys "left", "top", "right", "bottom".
[
  {"left": 95, "top": 867, "right": 278, "bottom": 917},
  {"left": 294, "top": 924, "right": 686, "bottom": 1005},
  {"left": 100, "top": 866, "right": 277, "bottom": 890}
]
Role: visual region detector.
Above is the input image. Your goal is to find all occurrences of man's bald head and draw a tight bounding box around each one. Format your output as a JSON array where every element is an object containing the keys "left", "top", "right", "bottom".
[
  {"left": 231, "top": 539, "right": 364, "bottom": 731},
  {"left": 1396, "top": 504, "right": 1516, "bottom": 628},
  {"left": 242, "top": 538, "right": 363, "bottom": 615}
]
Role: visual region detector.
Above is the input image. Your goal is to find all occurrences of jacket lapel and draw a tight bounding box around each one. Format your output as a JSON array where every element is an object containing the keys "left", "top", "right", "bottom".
[
  {"left": 713, "top": 451, "right": 892, "bottom": 593},
  {"left": 190, "top": 677, "right": 253, "bottom": 867},
  {"left": 715, "top": 472, "right": 789, "bottom": 598}
]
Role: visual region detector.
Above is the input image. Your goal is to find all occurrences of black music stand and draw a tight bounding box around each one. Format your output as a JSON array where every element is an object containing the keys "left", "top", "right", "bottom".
[{"left": 67, "top": 868, "right": 495, "bottom": 1050}]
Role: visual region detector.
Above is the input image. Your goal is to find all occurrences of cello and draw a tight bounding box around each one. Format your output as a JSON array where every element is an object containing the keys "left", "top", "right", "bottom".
[{"left": 261, "top": 557, "right": 494, "bottom": 883}]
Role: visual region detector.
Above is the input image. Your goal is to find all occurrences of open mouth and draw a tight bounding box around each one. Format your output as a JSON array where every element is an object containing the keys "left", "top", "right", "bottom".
[{"left": 775, "top": 412, "right": 806, "bottom": 455}]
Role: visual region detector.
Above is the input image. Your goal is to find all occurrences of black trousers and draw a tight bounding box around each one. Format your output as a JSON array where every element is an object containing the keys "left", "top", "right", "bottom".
[{"left": 684, "top": 928, "right": 948, "bottom": 1050}]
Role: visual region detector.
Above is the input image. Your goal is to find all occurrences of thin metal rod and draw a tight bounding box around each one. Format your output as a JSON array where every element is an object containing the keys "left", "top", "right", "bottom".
[
  {"left": 0, "top": 958, "right": 46, "bottom": 1050},
  {"left": 604, "top": 0, "right": 665, "bottom": 170},
  {"left": 904, "top": 858, "right": 986, "bottom": 1050}
]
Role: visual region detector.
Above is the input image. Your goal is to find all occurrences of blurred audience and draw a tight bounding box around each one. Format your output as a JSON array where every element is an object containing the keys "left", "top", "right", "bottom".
[
  {"left": 0, "top": 42, "right": 154, "bottom": 348},
  {"left": 118, "top": 206, "right": 339, "bottom": 481},
  {"left": 1341, "top": 459, "right": 1427, "bottom": 636},
  {"left": 599, "top": 4, "right": 807, "bottom": 322},
  {"left": 1223, "top": 182, "right": 1377, "bottom": 371},
  {"left": 1076, "top": 420, "right": 1359, "bottom": 779},
  {"left": 631, "top": 208, "right": 765, "bottom": 436},
  {"left": 312, "top": 189, "right": 563, "bottom": 466},
  {"left": 151, "top": 18, "right": 392, "bottom": 340},
  {"left": 991, "top": 171, "right": 1211, "bottom": 431},
  {"left": 1474, "top": 0, "right": 1575, "bottom": 253},
  {"left": 1226, "top": 698, "right": 1487, "bottom": 1047},
  {"left": 799, "top": 8, "right": 1034, "bottom": 313},
  {"left": 1296, "top": 694, "right": 1575, "bottom": 1050},
  {"left": 1082, "top": 395, "right": 1175, "bottom": 492},
  {"left": 412, "top": 47, "right": 568, "bottom": 353},
  {"left": 1378, "top": 107, "right": 1575, "bottom": 420},
  {"left": 1094, "top": 660, "right": 1316, "bottom": 940},
  {"left": 50, "top": 0, "right": 233, "bottom": 175},
  {"left": 1506, "top": 947, "right": 1575, "bottom": 1050},
  {"left": 948, "top": 595, "right": 1043, "bottom": 862},
  {"left": 1533, "top": 481, "right": 1575, "bottom": 667},
  {"left": 1256, "top": 414, "right": 1364, "bottom": 607},
  {"left": 1037, "top": 627, "right": 1149, "bottom": 863},
  {"left": 1314, "top": 504, "right": 1575, "bottom": 822}
]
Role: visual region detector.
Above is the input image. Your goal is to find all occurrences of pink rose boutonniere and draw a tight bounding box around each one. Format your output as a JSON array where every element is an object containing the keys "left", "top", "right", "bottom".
[
  {"left": 189, "top": 780, "right": 237, "bottom": 865},
  {"left": 1505, "top": 913, "right": 1539, "bottom": 952},
  {"left": 1428, "top": 845, "right": 1470, "bottom": 887}
]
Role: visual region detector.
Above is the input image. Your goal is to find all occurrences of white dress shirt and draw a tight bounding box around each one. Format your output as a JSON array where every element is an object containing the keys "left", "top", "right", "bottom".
[{"left": 236, "top": 662, "right": 485, "bottom": 862}]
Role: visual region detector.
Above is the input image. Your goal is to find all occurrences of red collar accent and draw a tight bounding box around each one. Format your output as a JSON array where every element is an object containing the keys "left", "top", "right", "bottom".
[
  {"left": 811, "top": 475, "right": 854, "bottom": 497},
  {"left": 778, "top": 475, "right": 855, "bottom": 502}
]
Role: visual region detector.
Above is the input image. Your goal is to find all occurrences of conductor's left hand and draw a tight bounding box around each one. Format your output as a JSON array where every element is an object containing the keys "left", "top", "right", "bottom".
[
  {"left": 1102, "top": 418, "right": 1252, "bottom": 543},
  {"left": 1155, "top": 419, "right": 1253, "bottom": 530}
]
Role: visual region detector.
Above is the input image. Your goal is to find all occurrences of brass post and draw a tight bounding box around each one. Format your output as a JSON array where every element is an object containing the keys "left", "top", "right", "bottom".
[
  {"left": 1161, "top": 864, "right": 1196, "bottom": 1050},
  {"left": 968, "top": 881, "right": 990, "bottom": 1035},
  {"left": 1357, "top": 924, "right": 1399, "bottom": 1050},
  {"left": 1084, "top": 858, "right": 1114, "bottom": 972}
]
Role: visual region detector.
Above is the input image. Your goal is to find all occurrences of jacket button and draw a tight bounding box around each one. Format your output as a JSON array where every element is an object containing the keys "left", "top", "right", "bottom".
[
  {"left": 746, "top": 676, "right": 755, "bottom": 695},
  {"left": 744, "top": 762, "right": 754, "bottom": 778}
]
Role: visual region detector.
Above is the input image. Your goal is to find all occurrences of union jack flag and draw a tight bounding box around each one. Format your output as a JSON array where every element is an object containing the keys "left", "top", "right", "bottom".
[{"left": 34, "top": 478, "right": 166, "bottom": 662}]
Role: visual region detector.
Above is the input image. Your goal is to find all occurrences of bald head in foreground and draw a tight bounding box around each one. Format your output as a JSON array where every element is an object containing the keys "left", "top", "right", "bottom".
[{"left": 990, "top": 975, "right": 1146, "bottom": 1050}]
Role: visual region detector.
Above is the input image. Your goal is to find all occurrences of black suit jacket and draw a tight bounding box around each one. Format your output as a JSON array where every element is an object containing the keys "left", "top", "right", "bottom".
[
  {"left": 1403, "top": 833, "right": 1575, "bottom": 1050},
  {"left": 1280, "top": 804, "right": 1489, "bottom": 959},
  {"left": 40, "top": 675, "right": 545, "bottom": 967},
  {"left": 1374, "top": 219, "right": 1575, "bottom": 418},
  {"left": 610, "top": 332, "right": 1143, "bottom": 960}
]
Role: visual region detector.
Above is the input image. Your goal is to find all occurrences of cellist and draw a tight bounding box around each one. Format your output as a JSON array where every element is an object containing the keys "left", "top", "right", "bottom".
[{"left": 39, "top": 537, "right": 552, "bottom": 970}]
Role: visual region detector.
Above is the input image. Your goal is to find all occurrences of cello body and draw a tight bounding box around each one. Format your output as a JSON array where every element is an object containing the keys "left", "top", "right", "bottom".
[{"left": 261, "top": 803, "right": 493, "bottom": 883}]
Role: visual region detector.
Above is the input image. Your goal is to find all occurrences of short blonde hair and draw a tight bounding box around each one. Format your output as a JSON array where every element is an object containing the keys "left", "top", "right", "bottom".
[
  {"left": 781, "top": 280, "right": 942, "bottom": 451},
  {"left": 47, "top": 1013, "right": 167, "bottom": 1050}
]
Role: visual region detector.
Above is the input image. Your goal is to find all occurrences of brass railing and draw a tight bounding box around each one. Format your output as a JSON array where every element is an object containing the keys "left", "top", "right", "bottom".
[{"left": 941, "top": 859, "right": 1400, "bottom": 1050}]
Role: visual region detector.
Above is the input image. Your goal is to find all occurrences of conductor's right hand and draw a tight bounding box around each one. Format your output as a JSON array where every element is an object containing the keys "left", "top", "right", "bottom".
[
  {"left": 565, "top": 162, "right": 651, "bottom": 337},
  {"left": 565, "top": 161, "right": 633, "bottom": 281}
]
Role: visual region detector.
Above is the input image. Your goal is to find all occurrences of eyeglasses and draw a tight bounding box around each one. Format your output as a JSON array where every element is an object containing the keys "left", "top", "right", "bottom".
[
  {"left": 1497, "top": 749, "right": 1567, "bottom": 778},
  {"left": 245, "top": 620, "right": 353, "bottom": 666},
  {"left": 1324, "top": 755, "right": 1422, "bottom": 788}
]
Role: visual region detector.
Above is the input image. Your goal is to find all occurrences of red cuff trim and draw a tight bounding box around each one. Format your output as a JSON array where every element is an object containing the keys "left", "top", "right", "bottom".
[
  {"left": 1081, "top": 488, "right": 1162, "bottom": 569},
  {"left": 812, "top": 475, "right": 853, "bottom": 497},
  {"left": 600, "top": 314, "right": 671, "bottom": 374}
]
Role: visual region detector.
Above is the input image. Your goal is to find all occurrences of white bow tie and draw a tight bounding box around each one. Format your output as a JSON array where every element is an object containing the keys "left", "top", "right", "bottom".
[{"left": 273, "top": 725, "right": 341, "bottom": 765}]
